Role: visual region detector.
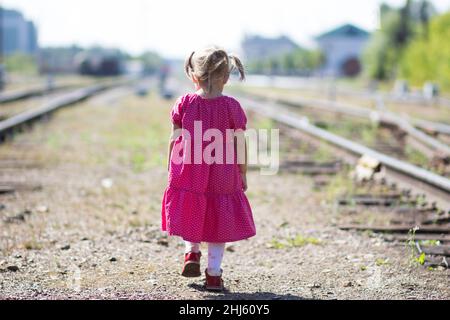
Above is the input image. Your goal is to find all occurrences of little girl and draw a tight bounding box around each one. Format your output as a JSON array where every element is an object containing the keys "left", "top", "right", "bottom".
[{"left": 161, "top": 47, "right": 256, "bottom": 291}]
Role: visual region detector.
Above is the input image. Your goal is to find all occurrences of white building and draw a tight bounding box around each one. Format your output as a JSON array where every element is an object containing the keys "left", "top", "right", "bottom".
[
  {"left": 316, "top": 24, "right": 370, "bottom": 77},
  {"left": 241, "top": 35, "right": 298, "bottom": 61}
]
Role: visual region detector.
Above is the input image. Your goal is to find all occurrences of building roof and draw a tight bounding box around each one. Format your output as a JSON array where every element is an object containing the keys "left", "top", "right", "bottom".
[
  {"left": 0, "top": 7, "right": 24, "bottom": 19},
  {"left": 241, "top": 34, "right": 299, "bottom": 60},
  {"left": 243, "top": 35, "right": 298, "bottom": 49},
  {"left": 316, "top": 24, "right": 370, "bottom": 40}
]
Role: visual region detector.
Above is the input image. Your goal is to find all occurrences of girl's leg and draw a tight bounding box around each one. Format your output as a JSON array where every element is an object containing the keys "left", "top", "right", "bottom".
[
  {"left": 182, "top": 240, "right": 202, "bottom": 278},
  {"left": 207, "top": 243, "right": 226, "bottom": 276},
  {"left": 184, "top": 241, "right": 200, "bottom": 253}
]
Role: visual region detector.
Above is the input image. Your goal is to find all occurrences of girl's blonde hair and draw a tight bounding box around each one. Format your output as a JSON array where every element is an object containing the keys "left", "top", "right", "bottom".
[{"left": 184, "top": 46, "right": 245, "bottom": 93}]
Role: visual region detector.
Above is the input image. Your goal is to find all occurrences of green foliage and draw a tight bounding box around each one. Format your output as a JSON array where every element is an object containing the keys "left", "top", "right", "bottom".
[
  {"left": 267, "top": 234, "right": 322, "bottom": 249},
  {"left": 5, "top": 53, "right": 38, "bottom": 75},
  {"left": 267, "top": 238, "right": 287, "bottom": 249},
  {"left": 406, "top": 227, "right": 428, "bottom": 266},
  {"left": 138, "top": 51, "right": 163, "bottom": 75},
  {"left": 416, "top": 252, "right": 426, "bottom": 265},
  {"left": 287, "top": 235, "right": 322, "bottom": 247},
  {"left": 363, "top": 32, "right": 391, "bottom": 80},
  {"left": 363, "top": 0, "right": 438, "bottom": 81},
  {"left": 375, "top": 258, "right": 390, "bottom": 266},
  {"left": 247, "top": 48, "right": 324, "bottom": 75},
  {"left": 404, "top": 145, "right": 430, "bottom": 169},
  {"left": 419, "top": 239, "right": 440, "bottom": 246},
  {"left": 400, "top": 12, "right": 450, "bottom": 91}
]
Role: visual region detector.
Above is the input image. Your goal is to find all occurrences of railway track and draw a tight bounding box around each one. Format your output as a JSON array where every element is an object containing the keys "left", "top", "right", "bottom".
[
  {"left": 241, "top": 95, "right": 450, "bottom": 269},
  {"left": 236, "top": 90, "right": 450, "bottom": 161},
  {"left": 0, "top": 81, "right": 95, "bottom": 104},
  {"left": 244, "top": 75, "right": 450, "bottom": 109},
  {"left": 0, "top": 77, "right": 147, "bottom": 196},
  {"left": 0, "top": 89, "right": 82, "bottom": 121},
  {"left": 0, "top": 78, "right": 136, "bottom": 143}
]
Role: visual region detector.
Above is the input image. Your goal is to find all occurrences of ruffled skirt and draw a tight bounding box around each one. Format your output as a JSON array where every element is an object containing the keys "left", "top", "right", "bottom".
[{"left": 161, "top": 186, "right": 256, "bottom": 243}]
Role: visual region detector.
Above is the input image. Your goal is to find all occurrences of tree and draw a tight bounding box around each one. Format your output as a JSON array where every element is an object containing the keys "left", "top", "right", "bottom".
[
  {"left": 246, "top": 47, "right": 324, "bottom": 76},
  {"left": 363, "top": 0, "right": 436, "bottom": 80},
  {"left": 400, "top": 12, "right": 450, "bottom": 90},
  {"left": 5, "top": 53, "right": 38, "bottom": 75},
  {"left": 139, "top": 51, "right": 163, "bottom": 75}
]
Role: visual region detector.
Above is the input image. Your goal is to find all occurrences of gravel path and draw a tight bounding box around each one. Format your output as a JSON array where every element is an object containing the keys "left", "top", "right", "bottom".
[{"left": 0, "top": 89, "right": 448, "bottom": 300}]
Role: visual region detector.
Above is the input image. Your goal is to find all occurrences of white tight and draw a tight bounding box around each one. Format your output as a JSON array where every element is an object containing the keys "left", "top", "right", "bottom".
[{"left": 184, "top": 241, "right": 225, "bottom": 276}]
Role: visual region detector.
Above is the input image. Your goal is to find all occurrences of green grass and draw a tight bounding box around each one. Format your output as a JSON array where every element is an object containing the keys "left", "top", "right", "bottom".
[
  {"left": 419, "top": 240, "right": 441, "bottom": 246},
  {"left": 311, "top": 143, "right": 334, "bottom": 162},
  {"left": 375, "top": 258, "right": 390, "bottom": 266},
  {"left": 102, "top": 95, "right": 170, "bottom": 171},
  {"left": 288, "top": 235, "right": 322, "bottom": 247},
  {"left": 23, "top": 239, "right": 43, "bottom": 250},
  {"left": 267, "top": 238, "right": 287, "bottom": 249},
  {"left": 315, "top": 118, "right": 379, "bottom": 147},
  {"left": 253, "top": 117, "right": 274, "bottom": 130},
  {"left": 46, "top": 132, "right": 68, "bottom": 149},
  {"left": 404, "top": 146, "right": 431, "bottom": 170},
  {"left": 267, "top": 234, "right": 322, "bottom": 249},
  {"left": 323, "top": 171, "right": 356, "bottom": 201}
]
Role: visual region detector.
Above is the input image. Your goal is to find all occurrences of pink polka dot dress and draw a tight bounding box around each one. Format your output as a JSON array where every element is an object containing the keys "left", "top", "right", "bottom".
[{"left": 161, "top": 93, "right": 256, "bottom": 243}]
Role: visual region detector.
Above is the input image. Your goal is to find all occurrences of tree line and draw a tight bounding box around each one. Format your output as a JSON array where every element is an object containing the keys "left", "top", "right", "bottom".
[
  {"left": 245, "top": 48, "right": 324, "bottom": 76},
  {"left": 364, "top": 0, "right": 450, "bottom": 91}
]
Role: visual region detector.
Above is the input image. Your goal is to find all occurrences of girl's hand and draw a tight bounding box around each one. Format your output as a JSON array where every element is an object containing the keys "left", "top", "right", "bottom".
[{"left": 241, "top": 172, "right": 248, "bottom": 192}]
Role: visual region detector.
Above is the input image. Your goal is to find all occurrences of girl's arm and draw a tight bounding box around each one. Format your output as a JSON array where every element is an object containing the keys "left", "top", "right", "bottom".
[
  {"left": 235, "top": 131, "right": 248, "bottom": 192},
  {"left": 240, "top": 140, "right": 248, "bottom": 192},
  {"left": 167, "top": 124, "right": 181, "bottom": 171}
]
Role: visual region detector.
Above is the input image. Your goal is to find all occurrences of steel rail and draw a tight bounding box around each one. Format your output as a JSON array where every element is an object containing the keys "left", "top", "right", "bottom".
[
  {"left": 240, "top": 92, "right": 450, "bottom": 156},
  {"left": 0, "top": 84, "right": 79, "bottom": 104},
  {"left": 0, "top": 79, "right": 133, "bottom": 140},
  {"left": 239, "top": 96, "right": 450, "bottom": 195}
]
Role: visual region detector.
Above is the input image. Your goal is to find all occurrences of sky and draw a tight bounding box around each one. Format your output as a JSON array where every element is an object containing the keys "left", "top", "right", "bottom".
[{"left": 3, "top": 0, "right": 450, "bottom": 59}]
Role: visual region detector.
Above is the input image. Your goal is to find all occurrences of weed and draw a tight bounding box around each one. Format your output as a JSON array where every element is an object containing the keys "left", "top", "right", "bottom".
[
  {"left": 416, "top": 252, "right": 426, "bottom": 265},
  {"left": 312, "top": 143, "right": 333, "bottom": 162},
  {"left": 267, "top": 234, "right": 322, "bottom": 249},
  {"left": 288, "top": 235, "right": 322, "bottom": 247},
  {"left": 23, "top": 239, "right": 43, "bottom": 250},
  {"left": 128, "top": 218, "right": 145, "bottom": 228},
  {"left": 278, "top": 222, "right": 289, "bottom": 229},
  {"left": 324, "top": 172, "right": 355, "bottom": 201},
  {"left": 267, "top": 238, "right": 287, "bottom": 249},
  {"left": 404, "top": 146, "right": 429, "bottom": 169},
  {"left": 375, "top": 258, "right": 389, "bottom": 266},
  {"left": 419, "top": 240, "right": 441, "bottom": 246},
  {"left": 406, "top": 227, "right": 428, "bottom": 266}
]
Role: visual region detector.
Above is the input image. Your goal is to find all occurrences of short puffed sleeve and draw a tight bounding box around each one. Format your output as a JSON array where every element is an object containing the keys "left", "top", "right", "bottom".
[
  {"left": 171, "top": 95, "right": 187, "bottom": 126},
  {"left": 232, "top": 99, "right": 247, "bottom": 131}
]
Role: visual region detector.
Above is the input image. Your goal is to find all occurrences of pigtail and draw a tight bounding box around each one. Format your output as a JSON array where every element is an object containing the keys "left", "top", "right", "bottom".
[
  {"left": 203, "top": 49, "right": 228, "bottom": 93},
  {"left": 184, "top": 51, "right": 195, "bottom": 80},
  {"left": 186, "top": 47, "right": 245, "bottom": 93},
  {"left": 229, "top": 54, "right": 246, "bottom": 81}
]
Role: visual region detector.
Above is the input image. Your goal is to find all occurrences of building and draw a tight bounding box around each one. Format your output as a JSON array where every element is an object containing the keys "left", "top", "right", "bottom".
[
  {"left": 241, "top": 35, "right": 298, "bottom": 61},
  {"left": 38, "top": 46, "right": 83, "bottom": 74},
  {"left": 1, "top": 8, "right": 39, "bottom": 55},
  {"left": 315, "top": 24, "right": 370, "bottom": 77}
]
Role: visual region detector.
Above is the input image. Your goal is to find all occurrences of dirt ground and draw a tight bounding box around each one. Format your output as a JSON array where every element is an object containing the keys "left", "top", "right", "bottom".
[{"left": 0, "top": 88, "right": 448, "bottom": 300}]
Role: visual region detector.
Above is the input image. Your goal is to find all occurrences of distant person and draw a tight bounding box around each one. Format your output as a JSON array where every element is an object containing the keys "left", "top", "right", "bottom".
[
  {"left": 158, "top": 63, "right": 170, "bottom": 91},
  {"left": 161, "top": 47, "right": 255, "bottom": 292}
]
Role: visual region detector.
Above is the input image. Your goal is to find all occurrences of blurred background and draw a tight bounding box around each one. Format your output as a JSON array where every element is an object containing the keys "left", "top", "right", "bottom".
[
  {"left": 1, "top": 0, "right": 449, "bottom": 95},
  {"left": 1, "top": 1, "right": 450, "bottom": 297}
]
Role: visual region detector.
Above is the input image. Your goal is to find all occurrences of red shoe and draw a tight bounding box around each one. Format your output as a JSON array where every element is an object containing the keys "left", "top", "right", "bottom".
[
  {"left": 205, "top": 269, "right": 224, "bottom": 291},
  {"left": 181, "top": 251, "right": 201, "bottom": 277}
]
